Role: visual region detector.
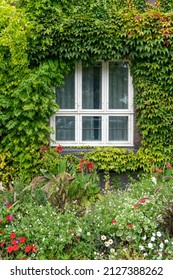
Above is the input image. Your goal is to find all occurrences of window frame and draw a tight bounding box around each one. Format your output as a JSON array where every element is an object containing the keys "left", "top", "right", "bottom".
[{"left": 50, "top": 61, "right": 134, "bottom": 147}]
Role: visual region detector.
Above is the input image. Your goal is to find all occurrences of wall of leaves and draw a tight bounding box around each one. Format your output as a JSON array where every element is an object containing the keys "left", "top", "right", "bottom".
[{"left": 0, "top": 0, "right": 173, "bottom": 181}]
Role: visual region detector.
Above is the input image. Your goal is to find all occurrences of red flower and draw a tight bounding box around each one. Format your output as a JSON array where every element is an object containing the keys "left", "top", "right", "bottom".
[
  {"left": 73, "top": 237, "right": 80, "bottom": 242},
  {"left": 6, "top": 214, "right": 14, "bottom": 222},
  {"left": 79, "top": 158, "right": 87, "bottom": 171},
  {"left": 166, "top": 163, "right": 172, "bottom": 169},
  {"left": 22, "top": 258, "right": 27, "bottom": 260},
  {"left": 19, "top": 237, "right": 26, "bottom": 243},
  {"left": 0, "top": 231, "right": 3, "bottom": 234},
  {"left": 0, "top": 241, "right": 5, "bottom": 247},
  {"left": 10, "top": 232, "right": 16, "bottom": 239},
  {"left": 138, "top": 198, "right": 147, "bottom": 204},
  {"left": 12, "top": 240, "right": 18, "bottom": 245},
  {"left": 12, "top": 245, "right": 19, "bottom": 251},
  {"left": 40, "top": 145, "right": 47, "bottom": 152},
  {"left": 31, "top": 245, "right": 37, "bottom": 252},
  {"left": 112, "top": 219, "right": 117, "bottom": 224},
  {"left": 155, "top": 168, "right": 163, "bottom": 174},
  {"left": 25, "top": 245, "right": 31, "bottom": 253},
  {"left": 0, "top": 219, "right": 2, "bottom": 223},
  {"left": 134, "top": 203, "right": 139, "bottom": 208},
  {"left": 55, "top": 144, "right": 62, "bottom": 153},
  {"left": 7, "top": 246, "right": 13, "bottom": 253},
  {"left": 128, "top": 224, "right": 133, "bottom": 229},
  {"left": 5, "top": 201, "right": 12, "bottom": 208},
  {"left": 87, "top": 161, "right": 94, "bottom": 172}
]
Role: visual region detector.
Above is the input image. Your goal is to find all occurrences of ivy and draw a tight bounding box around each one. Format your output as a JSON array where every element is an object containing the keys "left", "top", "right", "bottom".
[{"left": 1, "top": 0, "right": 173, "bottom": 182}]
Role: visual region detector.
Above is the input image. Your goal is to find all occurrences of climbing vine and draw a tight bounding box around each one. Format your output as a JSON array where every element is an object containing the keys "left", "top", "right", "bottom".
[{"left": 0, "top": 0, "right": 173, "bottom": 182}]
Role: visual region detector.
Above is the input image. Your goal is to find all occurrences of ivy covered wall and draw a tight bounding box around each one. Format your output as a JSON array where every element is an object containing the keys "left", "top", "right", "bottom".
[{"left": 0, "top": 0, "right": 173, "bottom": 181}]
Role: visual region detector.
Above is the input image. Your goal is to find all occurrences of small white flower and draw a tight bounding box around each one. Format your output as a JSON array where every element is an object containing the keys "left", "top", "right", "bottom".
[
  {"left": 152, "top": 233, "right": 156, "bottom": 237},
  {"left": 110, "top": 248, "right": 115, "bottom": 253},
  {"left": 160, "top": 243, "right": 164, "bottom": 249},
  {"left": 164, "top": 239, "right": 168, "bottom": 243},
  {"left": 157, "top": 231, "right": 162, "bottom": 237},
  {"left": 151, "top": 177, "right": 157, "bottom": 185},
  {"left": 142, "top": 235, "right": 146, "bottom": 240},
  {"left": 87, "top": 232, "right": 91, "bottom": 236},
  {"left": 108, "top": 239, "right": 113, "bottom": 245},
  {"left": 139, "top": 245, "right": 145, "bottom": 251},
  {"left": 105, "top": 241, "right": 110, "bottom": 247},
  {"left": 151, "top": 236, "right": 155, "bottom": 242},
  {"left": 101, "top": 235, "right": 106, "bottom": 241},
  {"left": 148, "top": 243, "right": 153, "bottom": 249}
]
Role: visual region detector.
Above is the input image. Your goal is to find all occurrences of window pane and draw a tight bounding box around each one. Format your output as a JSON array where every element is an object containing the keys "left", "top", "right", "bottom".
[
  {"left": 109, "top": 62, "right": 128, "bottom": 109},
  {"left": 82, "top": 116, "right": 102, "bottom": 141},
  {"left": 56, "top": 72, "right": 75, "bottom": 109},
  {"left": 82, "top": 62, "right": 102, "bottom": 109},
  {"left": 109, "top": 116, "right": 128, "bottom": 141},
  {"left": 56, "top": 116, "right": 75, "bottom": 141}
]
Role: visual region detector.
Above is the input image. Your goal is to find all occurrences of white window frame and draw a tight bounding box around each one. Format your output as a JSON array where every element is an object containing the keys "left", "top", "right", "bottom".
[{"left": 50, "top": 61, "right": 134, "bottom": 147}]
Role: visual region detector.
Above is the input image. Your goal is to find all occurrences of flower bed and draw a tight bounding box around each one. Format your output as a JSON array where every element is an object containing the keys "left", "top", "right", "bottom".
[{"left": 0, "top": 154, "right": 173, "bottom": 260}]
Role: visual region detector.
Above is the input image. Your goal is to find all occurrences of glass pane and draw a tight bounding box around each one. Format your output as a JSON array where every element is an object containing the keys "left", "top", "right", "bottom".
[
  {"left": 56, "top": 116, "right": 75, "bottom": 141},
  {"left": 56, "top": 72, "right": 75, "bottom": 109},
  {"left": 109, "top": 116, "right": 128, "bottom": 141},
  {"left": 109, "top": 62, "right": 128, "bottom": 109},
  {"left": 82, "top": 62, "right": 102, "bottom": 109},
  {"left": 82, "top": 116, "right": 102, "bottom": 141}
]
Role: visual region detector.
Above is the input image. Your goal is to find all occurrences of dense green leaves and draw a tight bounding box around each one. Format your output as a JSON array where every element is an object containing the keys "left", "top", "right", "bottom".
[{"left": 1, "top": 0, "right": 173, "bottom": 182}]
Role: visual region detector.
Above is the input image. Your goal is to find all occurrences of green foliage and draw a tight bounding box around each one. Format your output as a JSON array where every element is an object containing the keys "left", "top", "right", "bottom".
[
  {"left": 86, "top": 147, "right": 137, "bottom": 173},
  {"left": 1, "top": 167, "right": 173, "bottom": 260},
  {"left": 22, "top": 156, "right": 101, "bottom": 212},
  {"left": 1, "top": 0, "right": 173, "bottom": 181},
  {"left": 85, "top": 146, "right": 173, "bottom": 174}
]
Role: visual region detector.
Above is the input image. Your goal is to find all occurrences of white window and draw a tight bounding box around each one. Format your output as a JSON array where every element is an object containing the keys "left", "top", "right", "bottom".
[{"left": 50, "top": 61, "right": 134, "bottom": 146}]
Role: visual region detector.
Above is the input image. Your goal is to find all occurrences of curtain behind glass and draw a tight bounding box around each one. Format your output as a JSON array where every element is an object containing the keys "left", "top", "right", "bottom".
[
  {"left": 109, "top": 116, "right": 128, "bottom": 141},
  {"left": 56, "top": 73, "right": 75, "bottom": 109},
  {"left": 109, "top": 62, "right": 128, "bottom": 109},
  {"left": 56, "top": 116, "right": 75, "bottom": 141},
  {"left": 82, "top": 62, "right": 102, "bottom": 109},
  {"left": 82, "top": 116, "right": 102, "bottom": 141}
]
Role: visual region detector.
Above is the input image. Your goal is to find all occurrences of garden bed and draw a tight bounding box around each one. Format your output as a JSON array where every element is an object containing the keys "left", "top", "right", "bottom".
[{"left": 1, "top": 160, "right": 173, "bottom": 260}]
